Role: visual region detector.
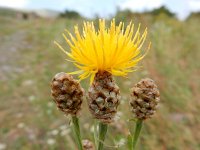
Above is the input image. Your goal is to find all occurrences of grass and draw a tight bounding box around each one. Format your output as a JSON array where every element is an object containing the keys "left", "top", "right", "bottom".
[{"left": 0, "top": 13, "right": 200, "bottom": 150}]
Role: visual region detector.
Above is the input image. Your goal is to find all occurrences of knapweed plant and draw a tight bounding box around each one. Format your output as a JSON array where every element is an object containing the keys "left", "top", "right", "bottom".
[{"left": 51, "top": 19, "right": 160, "bottom": 150}]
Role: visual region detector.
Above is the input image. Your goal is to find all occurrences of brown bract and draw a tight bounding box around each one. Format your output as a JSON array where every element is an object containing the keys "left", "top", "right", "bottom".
[
  {"left": 87, "top": 71, "right": 120, "bottom": 124},
  {"left": 51, "top": 72, "right": 84, "bottom": 116},
  {"left": 130, "top": 78, "right": 160, "bottom": 120}
]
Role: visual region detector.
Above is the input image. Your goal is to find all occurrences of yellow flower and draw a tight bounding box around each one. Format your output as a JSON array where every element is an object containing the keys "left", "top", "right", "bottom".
[{"left": 55, "top": 19, "right": 150, "bottom": 83}]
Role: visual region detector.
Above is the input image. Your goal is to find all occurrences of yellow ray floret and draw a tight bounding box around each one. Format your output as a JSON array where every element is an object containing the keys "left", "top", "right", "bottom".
[{"left": 54, "top": 19, "right": 150, "bottom": 83}]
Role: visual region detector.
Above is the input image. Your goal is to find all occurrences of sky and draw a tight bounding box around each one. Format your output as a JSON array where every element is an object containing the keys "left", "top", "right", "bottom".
[{"left": 0, "top": 0, "right": 200, "bottom": 20}]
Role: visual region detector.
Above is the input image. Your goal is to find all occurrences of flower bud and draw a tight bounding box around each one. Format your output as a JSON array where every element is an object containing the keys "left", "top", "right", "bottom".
[
  {"left": 82, "top": 139, "right": 94, "bottom": 150},
  {"left": 130, "top": 78, "right": 160, "bottom": 120},
  {"left": 51, "top": 72, "right": 84, "bottom": 116}
]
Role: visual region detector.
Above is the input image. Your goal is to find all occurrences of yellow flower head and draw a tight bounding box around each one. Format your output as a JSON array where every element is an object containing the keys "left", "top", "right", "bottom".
[{"left": 55, "top": 19, "right": 150, "bottom": 83}]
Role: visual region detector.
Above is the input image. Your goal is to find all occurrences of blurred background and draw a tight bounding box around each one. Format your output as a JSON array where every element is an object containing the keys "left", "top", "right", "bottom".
[{"left": 0, "top": 0, "right": 200, "bottom": 149}]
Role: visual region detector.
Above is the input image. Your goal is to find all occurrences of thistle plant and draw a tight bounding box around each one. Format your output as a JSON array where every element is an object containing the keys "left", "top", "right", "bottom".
[
  {"left": 51, "top": 19, "right": 160, "bottom": 150},
  {"left": 87, "top": 71, "right": 120, "bottom": 149},
  {"left": 51, "top": 72, "right": 84, "bottom": 150},
  {"left": 129, "top": 78, "right": 160, "bottom": 149}
]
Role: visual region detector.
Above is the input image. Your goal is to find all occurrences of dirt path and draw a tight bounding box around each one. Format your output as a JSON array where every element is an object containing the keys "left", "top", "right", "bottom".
[{"left": 0, "top": 30, "right": 32, "bottom": 81}]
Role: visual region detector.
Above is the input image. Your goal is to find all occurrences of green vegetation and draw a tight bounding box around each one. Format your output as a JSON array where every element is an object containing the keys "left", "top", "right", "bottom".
[
  {"left": 60, "top": 10, "right": 82, "bottom": 19},
  {"left": 150, "top": 6, "right": 175, "bottom": 17},
  {"left": 0, "top": 9, "right": 200, "bottom": 150}
]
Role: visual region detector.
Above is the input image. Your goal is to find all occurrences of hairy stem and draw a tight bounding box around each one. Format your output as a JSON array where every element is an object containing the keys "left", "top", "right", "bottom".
[
  {"left": 94, "top": 120, "right": 98, "bottom": 149},
  {"left": 71, "top": 116, "right": 83, "bottom": 150},
  {"left": 132, "top": 119, "right": 143, "bottom": 150},
  {"left": 98, "top": 122, "right": 108, "bottom": 150}
]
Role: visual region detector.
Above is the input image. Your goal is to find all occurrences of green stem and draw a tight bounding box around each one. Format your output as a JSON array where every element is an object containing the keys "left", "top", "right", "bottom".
[
  {"left": 127, "top": 134, "right": 133, "bottom": 150},
  {"left": 94, "top": 120, "right": 98, "bottom": 149},
  {"left": 132, "top": 119, "right": 143, "bottom": 150},
  {"left": 71, "top": 116, "right": 83, "bottom": 150},
  {"left": 98, "top": 122, "right": 108, "bottom": 150}
]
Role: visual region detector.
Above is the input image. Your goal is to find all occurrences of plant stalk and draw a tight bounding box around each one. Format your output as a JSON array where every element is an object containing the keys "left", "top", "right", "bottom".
[
  {"left": 98, "top": 122, "right": 108, "bottom": 150},
  {"left": 94, "top": 120, "right": 98, "bottom": 149},
  {"left": 132, "top": 119, "right": 143, "bottom": 150},
  {"left": 71, "top": 116, "right": 83, "bottom": 150}
]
